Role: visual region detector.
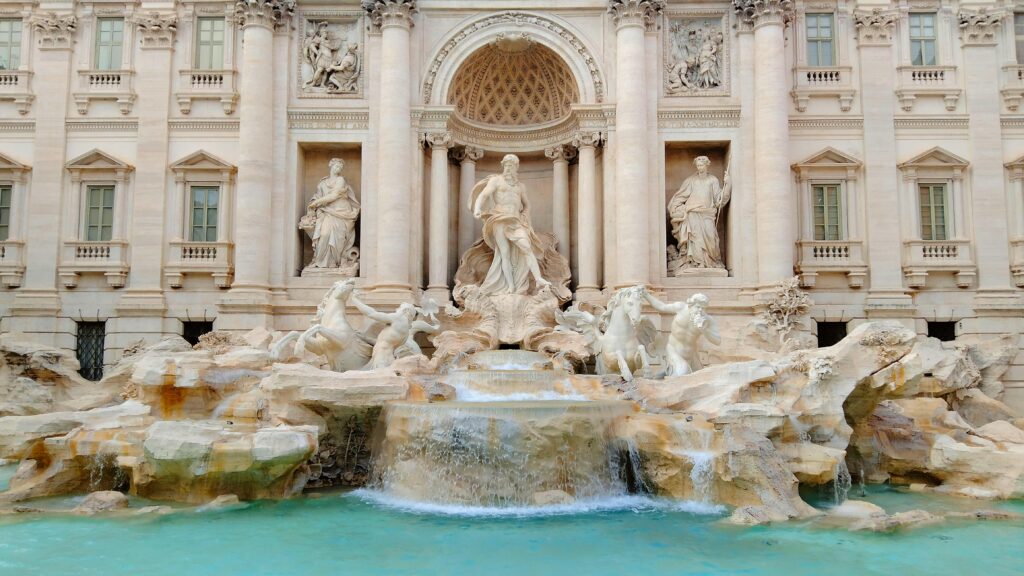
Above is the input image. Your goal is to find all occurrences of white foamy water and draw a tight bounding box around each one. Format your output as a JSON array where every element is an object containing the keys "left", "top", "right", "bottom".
[
  {"left": 351, "top": 489, "right": 726, "bottom": 518},
  {"left": 450, "top": 385, "right": 590, "bottom": 402}
]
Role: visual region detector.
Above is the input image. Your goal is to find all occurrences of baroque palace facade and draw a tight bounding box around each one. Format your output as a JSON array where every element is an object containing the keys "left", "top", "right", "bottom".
[{"left": 0, "top": 0, "right": 1021, "bottom": 406}]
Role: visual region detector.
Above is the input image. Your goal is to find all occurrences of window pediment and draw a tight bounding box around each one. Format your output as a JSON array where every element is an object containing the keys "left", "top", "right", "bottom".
[
  {"left": 0, "top": 152, "right": 29, "bottom": 180},
  {"left": 792, "top": 147, "right": 862, "bottom": 180},
  {"left": 170, "top": 150, "right": 236, "bottom": 175},
  {"left": 898, "top": 146, "right": 969, "bottom": 170},
  {"left": 65, "top": 149, "right": 133, "bottom": 173}
]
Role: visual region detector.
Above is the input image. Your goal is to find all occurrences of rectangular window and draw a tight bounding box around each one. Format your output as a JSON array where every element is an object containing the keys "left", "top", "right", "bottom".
[
  {"left": 0, "top": 185, "right": 10, "bottom": 241},
  {"left": 85, "top": 185, "right": 115, "bottom": 242},
  {"left": 190, "top": 186, "right": 220, "bottom": 242},
  {"left": 805, "top": 13, "right": 834, "bottom": 67},
  {"left": 195, "top": 17, "right": 226, "bottom": 70},
  {"left": 76, "top": 321, "right": 106, "bottom": 381},
  {"left": 918, "top": 183, "right": 948, "bottom": 241},
  {"left": 1016, "top": 14, "right": 1024, "bottom": 64},
  {"left": 0, "top": 19, "right": 22, "bottom": 70},
  {"left": 812, "top": 184, "right": 843, "bottom": 241},
  {"left": 94, "top": 18, "right": 124, "bottom": 70},
  {"left": 909, "top": 13, "right": 937, "bottom": 66}
]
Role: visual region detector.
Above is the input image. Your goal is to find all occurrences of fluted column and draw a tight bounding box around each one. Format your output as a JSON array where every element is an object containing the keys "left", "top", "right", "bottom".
[
  {"left": 228, "top": 0, "right": 293, "bottom": 310},
  {"left": 572, "top": 131, "right": 603, "bottom": 299},
  {"left": 455, "top": 145, "right": 484, "bottom": 259},
  {"left": 735, "top": 0, "right": 795, "bottom": 287},
  {"left": 545, "top": 144, "right": 575, "bottom": 260},
  {"left": 366, "top": 0, "right": 416, "bottom": 296},
  {"left": 609, "top": 0, "right": 663, "bottom": 288},
  {"left": 425, "top": 131, "right": 452, "bottom": 300}
]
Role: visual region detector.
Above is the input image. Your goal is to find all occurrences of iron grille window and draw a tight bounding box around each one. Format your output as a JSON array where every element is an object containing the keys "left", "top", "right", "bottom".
[
  {"left": 182, "top": 321, "right": 214, "bottom": 346},
  {"left": 76, "top": 321, "right": 106, "bottom": 381}
]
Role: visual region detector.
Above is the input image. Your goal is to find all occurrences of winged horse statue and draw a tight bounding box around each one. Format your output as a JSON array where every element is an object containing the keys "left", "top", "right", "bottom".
[{"left": 270, "top": 279, "right": 372, "bottom": 371}]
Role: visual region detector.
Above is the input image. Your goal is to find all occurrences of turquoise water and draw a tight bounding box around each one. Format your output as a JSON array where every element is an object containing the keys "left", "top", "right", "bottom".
[{"left": 1, "top": 476, "right": 1022, "bottom": 576}]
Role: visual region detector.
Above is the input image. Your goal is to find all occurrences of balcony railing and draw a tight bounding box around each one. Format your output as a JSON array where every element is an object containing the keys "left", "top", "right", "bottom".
[
  {"left": 895, "top": 66, "right": 960, "bottom": 112},
  {"left": 73, "top": 69, "right": 136, "bottom": 115},
  {"left": 58, "top": 240, "right": 129, "bottom": 288},
  {"left": 1001, "top": 65, "right": 1024, "bottom": 112},
  {"left": 791, "top": 66, "right": 854, "bottom": 112},
  {"left": 1011, "top": 238, "right": 1024, "bottom": 288},
  {"left": 0, "top": 240, "right": 25, "bottom": 288},
  {"left": 795, "top": 240, "right": 867, "bottom": 288},
  {"left": 902, "top": 239, "right": 975, "bottom": 289},
  {"left": 165, "top": 240, "right": 233, "bottom": 288},
  {"left": 176, "top": 69, "right": 238, "bottom": 115},
  {"left": 0, "top": 70, "right": 32, "bottom": 115}
]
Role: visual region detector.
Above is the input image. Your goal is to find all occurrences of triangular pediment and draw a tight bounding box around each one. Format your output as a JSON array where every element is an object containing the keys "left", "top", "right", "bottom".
[
  {"left": 898, "top": 147, "right": 969, "bottom": 170},
  {"left": 169, "top": 150, "right": 236, "bottom": 172},
  {"left": 1004, "top": 154, "right": 1024, "bottom": 169},
  {"left": 792, "top": 147, "right": 862, "bottom": 171},
  {"left": 65, "top": 149, "right": 133, "bottom": 171},
  {"left": 0, "top": 152, "right": 29, "bottom": 172}
]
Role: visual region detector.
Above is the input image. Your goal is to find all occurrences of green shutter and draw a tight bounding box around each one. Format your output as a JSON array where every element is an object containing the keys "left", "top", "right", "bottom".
[
  {"left": 806, "top": 14, "right": 834, "bottom": 67},
  {"left": 910, "top": 13, "right": 937, "bottom": 66},
  {"left": 195, "top": 18, "right": 225, "bottom": 70},
  {"left": 190, "top": 186, "right": 220, "bottom": 242},
  {"left": 95, "top": 18, "right": 124, "bottom": 70},
  {"left": 85, "top": 185, "right": 114, "bottom": 241},
  {"left": 919, "top": 184, "right": 948, "bottom": 241},
  {"left": 0, "top": 19, "right": 22, "bottom": 70},
  {"left": 812, "top": 184, "right": 843, "bottom": 241},
  {"left": 0, "top": 185, "right": 11, "bottom": 241}
]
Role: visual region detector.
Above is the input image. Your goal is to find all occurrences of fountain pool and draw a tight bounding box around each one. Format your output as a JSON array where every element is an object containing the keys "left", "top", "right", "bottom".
[{"left": 0, "top": 479, "right": 1021, "bottom": 576}]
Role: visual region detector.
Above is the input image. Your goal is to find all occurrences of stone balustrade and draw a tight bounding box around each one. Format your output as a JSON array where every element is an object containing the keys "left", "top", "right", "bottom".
[
  {"left": 1000, "top": 64, "right": 1024, "bottom": 112},
  {"left": 795, "top": 240, "right": 867, "bottom": 288},
  {"left": 176, "top": 69, "right": 238, "bottom": 115},
  {"left": 791, "top": 66, "right": 855, "bottom": 112},
  {"left": 895, "top": 65, "right": 960, "bottom": 111},
  {"left": 73, "top": 69, "right": 136, "bottom": 115},
  {"left": 58, "top": 240, "right": 129, "bottom": 288},
  {"left": 0, "top": 70, "right": 33, "bottom": 114},
  {"left": 165, "top": 240, "right": 234, "bottom": 289},
  {"left": 902, "top": 238, "right": 975, "bottom": 289}
]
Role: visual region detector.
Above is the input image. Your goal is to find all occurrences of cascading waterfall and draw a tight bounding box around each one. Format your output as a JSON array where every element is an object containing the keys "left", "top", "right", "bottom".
[{"left": 832, "top": 459, "right": 852, "bottom": 505}]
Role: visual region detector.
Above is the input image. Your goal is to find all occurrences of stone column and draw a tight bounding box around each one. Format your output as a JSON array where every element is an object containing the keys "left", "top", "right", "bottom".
[
  {"left": 572, "top": 131, "right": 603, "bottom": 300},
  {"left": 853, "top": 9, "right": 913, "bottom": 315},
  {"left": 734, "top": 0, "right": 796, "bottom": 287},
  {"left": 7, "top": 13, "right": 76, "bottom": 346},
  {"left": 960, "top": 10, "right": 1017, "bottom": 305},
  {"left": 425, "top": 131, "right": 452, "bottom": 301},
  {"left": 454, "top": 145, "right": 484, "bottom": 260},
  {"left": 366, "top": 0, "right": 417, "bottom": 298},
  {"left": 224, "top": 0, "right": 293, "bottom": 326},
  {"left": 545, "top": 144, "right": 574, "bottom": 260},
  {"left": 608, "top": 0, "right": 663, "bottom": 288}
]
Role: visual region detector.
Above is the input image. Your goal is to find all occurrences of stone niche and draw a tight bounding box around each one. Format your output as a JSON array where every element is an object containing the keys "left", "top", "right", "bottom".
[
  {"left": 296, "top": 143, "right": 362, "bottom": 276},
  {"left": 663, "top": 141, "right": 731, "bottom": 277}
]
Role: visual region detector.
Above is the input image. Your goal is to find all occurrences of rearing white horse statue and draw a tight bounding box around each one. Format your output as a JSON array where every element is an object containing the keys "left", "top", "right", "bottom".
[
  {"left": 557, "top": 285, "right": 657, "bottom": 381},
  {"left": 271, "top": 279, "right": 372, "bottom": 371}
]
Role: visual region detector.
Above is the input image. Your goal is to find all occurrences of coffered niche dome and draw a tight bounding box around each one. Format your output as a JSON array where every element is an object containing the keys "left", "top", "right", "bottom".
[{"left": 448, "top": 35, "right": 580, "bottom": 127}]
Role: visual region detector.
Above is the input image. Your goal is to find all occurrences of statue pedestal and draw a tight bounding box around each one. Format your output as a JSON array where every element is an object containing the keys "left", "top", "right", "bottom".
[
  {"left": 301, "top": 264, "right": 359, "bottom": 279},
  {"left": 668, "top": 266, "right": 729, "bottom": 278}
]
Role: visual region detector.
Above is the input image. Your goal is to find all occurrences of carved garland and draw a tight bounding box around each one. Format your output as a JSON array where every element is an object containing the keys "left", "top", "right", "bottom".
[{"left": 422, "top": 11, "right": 606, "bottom": 104}]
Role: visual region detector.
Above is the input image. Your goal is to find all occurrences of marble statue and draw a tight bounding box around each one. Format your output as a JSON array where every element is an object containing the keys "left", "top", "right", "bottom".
[
  {"left": 350, "top": 292, "right": 440, "bottom": 369},
  {"left": 556, "top": 285, "right": 657, "bottom": 381},
  {"left": 469, "top": 154, "right": 551, "bottom": 295},
  {"left": 300, "top": 158, "right": 360, "bottom": 275},
  {"left": 666, "top": 18, "right": 724, "bottom": 95},
  {"left": 643, "top": 292, "right": 720, "bottom": 376},
  {"left": 270, "top": 279, "right": 372, "bottom": 371},
  {"left": 668, "top": 155, "right": 731, "bottom": 273},
  {"left": 302, "top": 21, "right": 361, "bottom": 94}
]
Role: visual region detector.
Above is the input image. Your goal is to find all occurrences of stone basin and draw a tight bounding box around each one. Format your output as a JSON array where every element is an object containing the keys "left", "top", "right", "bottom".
[{"left": 463, "top": 350, "right": 553, "bottom": 371}]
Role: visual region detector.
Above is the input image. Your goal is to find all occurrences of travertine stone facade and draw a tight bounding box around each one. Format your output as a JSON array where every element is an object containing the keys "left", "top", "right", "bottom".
[{"left": 0, "top": 0, "right": 1021, "bottom": 409}]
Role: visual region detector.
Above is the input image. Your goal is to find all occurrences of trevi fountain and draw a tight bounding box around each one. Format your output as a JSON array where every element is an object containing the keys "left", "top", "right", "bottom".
[{"left": 0, "top": 0, "right": 1022, "bottom": 574}]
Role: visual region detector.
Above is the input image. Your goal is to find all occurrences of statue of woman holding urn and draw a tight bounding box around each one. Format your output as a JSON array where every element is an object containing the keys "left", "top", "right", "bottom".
[{"left": 300, "top": 158, "right": 360, "bottom": 275}]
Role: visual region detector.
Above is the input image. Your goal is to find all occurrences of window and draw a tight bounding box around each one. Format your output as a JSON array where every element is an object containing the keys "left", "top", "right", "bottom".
[
  {"left": 909, "top": 13, "right": 936, "bottom": 66},
  {"left": 85, "top": 185, "right": 115, "bottom": 241},
  {"left": 0, "top": 19, "right": 21, "bottom": 70},
  {"left": 927, "top": 321, "right": 956, "bottom": 342},
  {"left": 806, "top": 13, "right": 834, "bottom": 67},
  {"left": 94, "top": 18, "right": 124, "bottom": 70},
  {"left": 816, "top": 322, "right": 848, "bottom": 348},
  {"left": 195, "top": 17, "right": 225, "bottom": 70},
  {"left": 182, "top": 321, "right": 214, "bottom": 346},
  {"left": 76, "top": 321, "right": 106, "bottom": 381},
  {"left": 812, "top": 184, "right": 843, "bottom": 241},
  {"left": 0, "top": 185, "right": 10, "bottom": 241},
  {"left": 190, "top": 186, "right": 219, "bottom": 242},
  {"left": 918, "top": 184, "right": 948, "bottom": 241}
]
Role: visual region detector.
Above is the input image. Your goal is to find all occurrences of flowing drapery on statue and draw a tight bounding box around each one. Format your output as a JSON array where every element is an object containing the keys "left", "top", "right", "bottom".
[
  {"left": 300, "top": 157, "right": 360, "bottom": 275},
  {"left": 667, "top": 154, "right": 731, "bottom": 272},
  {"left": 454, "top": 154, "right": 571, "bottom": 301}
]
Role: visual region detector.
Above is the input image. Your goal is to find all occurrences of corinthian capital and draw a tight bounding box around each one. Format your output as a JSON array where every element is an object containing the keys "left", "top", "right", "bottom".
[
  {"left": 423, "top": 131, "right": 452, "bottom": 150},
  {"left": 31, "top": 12, "right": 77, "bottom": 50},
  {"left": 608, "top": 0, "right": 665, "bottom": 29},
  {"left": 853, "top": 9, "right": 896, "bottom": 46},
  {"left": 571, "top": 131, "right": 605, "bottom": 149},
  {"left": 732, "top": 0, "right": 793, "bottom": 29},
  {"left": 959, "top": 8, "right": 1004, "bottom": 46},
  {"left": 545, "top": 144, "right": 577, "bottom": 163},
  {"left": 234, "top": 0, "right": 296, "bottom": 30},
  {"left": 363, "top": 0, "right": 417, "bottom": 30},
  {"left": 135, "top": 12, "right": 177, "bottom": 49}
]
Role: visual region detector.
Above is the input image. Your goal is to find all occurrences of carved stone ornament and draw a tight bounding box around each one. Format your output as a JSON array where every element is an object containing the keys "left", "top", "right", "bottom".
[
  {"left": 135, "top": 12, "right": 178, "bottom": 49},
  {"left": 665, "top": 16, "right": 727, "bottom": 96},
  {"left": 544, "top": 144, "right": 576, "bottom": 163},
  {"left": 451, "top": 145, "right": 484, "bottom": 164},
  {"left": 234, "top": 0, "right": 296, "bottom": 29},
  {"left": 732, "top": 0, "right": 794, "bottom": 29},
  {"left": 301, "top": 20, "right": 362, "bottom": 95},
  {"left": 853, "top": 9, "right": 896, "bottom": 45},
  {"left": 362, "top": 0, "right": 417, "bottom": 30},
  {"left": 958, "top": 8, "right": 1003, "bottom": 46},
  {"left": 608, "top": 0, "right": 666, "bottom": 29},
  {"left": 571, "top": 130, "right": 604, "bottom": 149},
  {"left": 31, "top": 12, "right": 77, "bottom": 50}
]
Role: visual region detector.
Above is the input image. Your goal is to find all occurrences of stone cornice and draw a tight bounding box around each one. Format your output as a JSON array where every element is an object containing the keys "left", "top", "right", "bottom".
[
  {"left": 135, "top": 11, "right": 177, "bottom": 49},
  {"left": 853, "top": 8, "right": 897, "bottom": 46},
  {"left": 31, "top": 11, "right": 76, "bottom": 50},
  {"left": 958, "top": 7, "right": 1003, "bottom": 46},
  {"left": 169, "top": 119, "right": 241, "bottom": 132},
  {"left": 234, "top": 0, "right": 296, "bottom": 30},
  {"left": 363, "top": 0, "right": 416, "bottom": 30},
  {"left": 608, "top": 0, "right": 666, "bottom": 30},
  {"left": 732, "top": 0, "right": 793, "bottom": 29}
]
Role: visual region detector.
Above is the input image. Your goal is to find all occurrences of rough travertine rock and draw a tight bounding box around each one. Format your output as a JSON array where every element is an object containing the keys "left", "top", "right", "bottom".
[
  {"left": 0, "top": 401, "right": 151, "bottom": 460},
  {"left": 73, "top": 490, "right": 129, "bottom": 515},
  {"left": 850, "top": 509, "right": 942, "bottom": 532}
]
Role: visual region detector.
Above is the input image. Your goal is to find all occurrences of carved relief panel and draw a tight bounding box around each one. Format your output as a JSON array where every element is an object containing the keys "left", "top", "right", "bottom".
[
  {"left": 297, "top": 13, "right": 363, "bottom": 98},
  {"left": 664, "top": 11, "right": 730, "bottom": 97}
]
